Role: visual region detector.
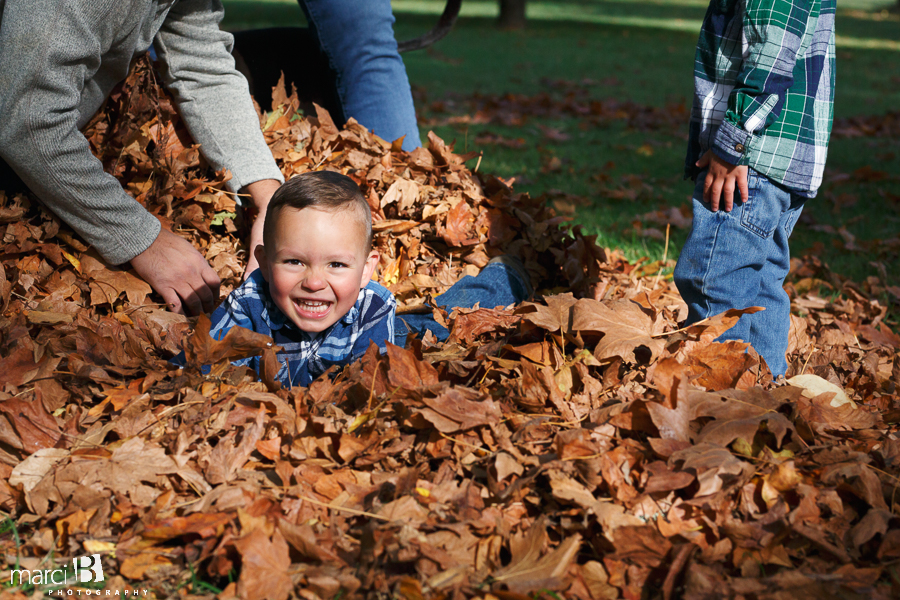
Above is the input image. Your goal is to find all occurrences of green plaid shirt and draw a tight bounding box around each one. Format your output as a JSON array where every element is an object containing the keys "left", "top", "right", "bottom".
[{"left": 686, "top": 0, "right": 836, "bottom": 197}]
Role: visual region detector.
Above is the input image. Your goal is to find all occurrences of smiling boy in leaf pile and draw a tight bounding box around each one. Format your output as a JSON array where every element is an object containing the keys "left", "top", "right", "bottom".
[{"left": 198, "top": 171, "right": 532, "bottom": 388}]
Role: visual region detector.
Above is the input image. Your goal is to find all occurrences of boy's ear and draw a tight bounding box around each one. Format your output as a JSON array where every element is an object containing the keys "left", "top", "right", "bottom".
[
  {"left": 359, "top": 249, "right": 380, "bottom": 288},
  {"left": 254, "top": 244, "right": 270, "bottom": 281}
]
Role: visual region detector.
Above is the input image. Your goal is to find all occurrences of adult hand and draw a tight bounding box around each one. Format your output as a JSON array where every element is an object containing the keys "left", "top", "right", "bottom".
[
  {"left": 130, "top": 227, "right": 221, "bottom": 316},
  {"left": 697, "top": 150, "right": 748, "bottom": 212},
  {"left": 240, "top": 179, "right": 281, "bottom": 279}
]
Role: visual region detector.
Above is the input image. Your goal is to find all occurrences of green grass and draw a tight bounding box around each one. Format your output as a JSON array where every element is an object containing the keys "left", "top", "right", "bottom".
[{"left": 221, "top": 0, "right": 900, "bottom": 294}]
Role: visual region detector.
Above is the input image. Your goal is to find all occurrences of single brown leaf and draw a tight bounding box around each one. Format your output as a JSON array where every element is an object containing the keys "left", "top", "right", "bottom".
[
  {"left": 235, "top": 528, "right": 293, "bottom": 600},
  {"left": 184, "top": 314, "right": 279, "bottom": 368},
  {"left": 386, "top": 343, "right": 440, "bottom": 389},
  {"left": 142, "top": 512, "right": 234, "bottom": 541},
  {"left": 491, "top": 515, "right": 582, "bottom": 594},
  {"left": 611, "top": 525, "right": 672, "bottom": 567},
  {"left": 517, "top": 294, "right": 578, "bottom": 334},
  {"left": 571, "top": 298, "right": 664, "bottom": 363},
  {"left": 0, "top": 398, "right": 62, "bottom": 453},
  {"left": 418, "top": 387, "right": 501, "bottom": 433}
]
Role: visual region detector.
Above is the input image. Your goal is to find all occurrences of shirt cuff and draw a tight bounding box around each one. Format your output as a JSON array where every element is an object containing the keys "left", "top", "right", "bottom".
[
  {"left": 99, "top": 209, "right": 162, "bottom": 266},
  {"left": 712, "top": 120, "right": 751, "bottom": 166},
  {"left": 225, "top": 162, "right": 284, "bottom": 196}
]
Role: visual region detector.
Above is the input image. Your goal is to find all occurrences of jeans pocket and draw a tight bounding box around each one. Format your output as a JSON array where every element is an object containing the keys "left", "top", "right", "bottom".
[
  {"left": 740, "top": 172, "right": 783, "bottom": 239},
  {"left": 782, "top": 199, "right": 805, "bottom": 238}
]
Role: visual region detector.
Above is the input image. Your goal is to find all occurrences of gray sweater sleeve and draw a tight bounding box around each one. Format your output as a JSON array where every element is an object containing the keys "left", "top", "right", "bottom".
[
  {"left": 154, "top": 0, "right": 284, "bottom": 193},
  {"left": 0, "top": 0, "right": 162, "bottom": 265},
  {"left": 0, "top": 0, "right": 283, "bottom": 266}
]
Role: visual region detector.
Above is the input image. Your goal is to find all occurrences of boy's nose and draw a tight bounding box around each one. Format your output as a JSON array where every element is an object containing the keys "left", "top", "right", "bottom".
[{"left": 301, "top": 270, "right": 327, "bottom": 291}]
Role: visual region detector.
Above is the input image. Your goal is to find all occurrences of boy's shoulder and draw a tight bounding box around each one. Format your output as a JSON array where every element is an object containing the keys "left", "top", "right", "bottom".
[
  {"left": 362, "top": 279, "right": 395, "bottom": 305},
  {"left": 341, "top": 280, "right": 396, "bottom": 327}
]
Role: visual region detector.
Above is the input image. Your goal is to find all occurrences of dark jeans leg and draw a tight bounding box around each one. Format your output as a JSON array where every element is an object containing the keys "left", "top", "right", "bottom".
[{"left": 394, "top": 262, "right": 530, "bottom": 346}]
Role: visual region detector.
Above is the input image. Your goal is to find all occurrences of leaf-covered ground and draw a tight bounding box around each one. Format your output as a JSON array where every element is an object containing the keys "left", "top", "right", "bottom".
[{"left": 1, "top": 58, "right": 899, "bottom": 600}]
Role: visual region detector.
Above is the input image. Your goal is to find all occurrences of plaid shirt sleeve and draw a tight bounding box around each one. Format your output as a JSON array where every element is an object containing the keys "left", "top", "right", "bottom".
[
  {"left": 715, "top": 0, "right": 815, "bottom": 161},
  {"left": 688, "top": 0, "right": 835, "bottom": 196},
  {"left": 207, "top": 272, "right": 271, "bottom": 370},
  {"left": 349, "top": 282, "right": 396, "bottom": 362}
]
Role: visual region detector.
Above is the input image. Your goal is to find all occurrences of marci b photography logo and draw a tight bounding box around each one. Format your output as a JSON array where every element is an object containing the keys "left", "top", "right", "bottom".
[{"left": 10, "top": 553, "right": 103, "bottom": 587}]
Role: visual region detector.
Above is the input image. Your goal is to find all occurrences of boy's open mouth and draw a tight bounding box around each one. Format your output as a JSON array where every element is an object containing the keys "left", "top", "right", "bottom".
[{"left": 293, "top": 298, "right": 333, "bottom": 318}]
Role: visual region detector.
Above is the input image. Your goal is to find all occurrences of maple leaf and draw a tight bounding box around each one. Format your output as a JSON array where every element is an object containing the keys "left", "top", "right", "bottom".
[
  {"left": 385, "top": 343, "right": 440, "bottom": 389},
  {"left": 0, "top": 344, "right": 60, "bottom": 388},
  {"left": 0, "top": 397, "right": 63, "bottom": 453},
  {"left": 517, "top": 293, "right": 578, "bottom": 334},
  {"left": 417, "top": 387, "right": 501, "bottom": 433},
  {"left": 438, "top": 198, "right": 475, "bottom": 247},
  {"left": 571, "top": 297, "right": 665, "bottom": 363},
  {"left": 81, "top": 253, "right": 152, "bottom": 306},
  {"left": 670, "top": 442, "right": 753, "bottom": 497},
  {"left": 448, "top": 306, "right": 522, "bottom": 345}
]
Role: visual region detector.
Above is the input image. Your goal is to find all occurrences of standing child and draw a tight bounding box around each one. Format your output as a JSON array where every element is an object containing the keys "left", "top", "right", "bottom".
[
  {"left": 673, "top": 0, "right": 836, "bottom": 378},
  {"left": 198, "top": 170, "right": 531, "bottom": 388}
]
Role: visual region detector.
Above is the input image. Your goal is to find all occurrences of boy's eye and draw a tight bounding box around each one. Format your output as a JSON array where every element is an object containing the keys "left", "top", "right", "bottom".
[
  {"left": 329, "top": 262, "right": 348, "bottom": 269},
  {"left": 285, "top": 259, "right": 302, "bottom": 266}
]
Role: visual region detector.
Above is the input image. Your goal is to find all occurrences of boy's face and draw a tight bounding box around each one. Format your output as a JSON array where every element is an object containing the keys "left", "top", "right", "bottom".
[{"left": 255, "top": 206, "right": 379, "bottom": 334}]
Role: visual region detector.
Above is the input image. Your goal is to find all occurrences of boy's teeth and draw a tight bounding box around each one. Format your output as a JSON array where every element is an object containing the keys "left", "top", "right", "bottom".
[{"left": 296, "top": 299, "right": 330, "bottom": 313}]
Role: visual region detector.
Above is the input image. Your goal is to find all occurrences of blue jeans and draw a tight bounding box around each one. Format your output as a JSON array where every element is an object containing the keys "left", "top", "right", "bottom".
[
  {"left": 673, "top": 169, "right": 805, "bottom": 377},
  {"left": 298, "top": 0, "right": 421, "bottom": 151},
  {"left": 394, "top": 262, "right": 531, "bottom": 346}
]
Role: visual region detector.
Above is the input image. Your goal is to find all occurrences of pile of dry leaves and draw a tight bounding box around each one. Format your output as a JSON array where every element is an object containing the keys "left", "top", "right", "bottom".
[{"left": 1, "top": 58, "right": 899, "bottom": 600}]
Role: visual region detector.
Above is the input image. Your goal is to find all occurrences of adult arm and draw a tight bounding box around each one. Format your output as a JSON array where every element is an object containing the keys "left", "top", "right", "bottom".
[
  {"left": 704, "top": 0, "right": 813, "bottom": 210},
  {"left": 0, "top": 0, "right": 163, "bottom": 265},
  {"left": 153, "top": 0, "right": 283, "bottom": 195},
  {"left": 0, "top": 0, "right": 221, "bottom": 314},
  {"left": 154, "top": 0, "right": 284, "bottom": 278}
]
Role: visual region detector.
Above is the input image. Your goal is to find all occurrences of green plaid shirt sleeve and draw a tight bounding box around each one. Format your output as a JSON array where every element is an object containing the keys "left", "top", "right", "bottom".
[{"left": 686, "top": 0, "right": 836, "bottom": 197}]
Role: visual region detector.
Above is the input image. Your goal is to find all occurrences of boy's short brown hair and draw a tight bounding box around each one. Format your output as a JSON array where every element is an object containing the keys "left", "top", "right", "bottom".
[{"left": 262, "top": 171, "right": 372, "bottom": 251}]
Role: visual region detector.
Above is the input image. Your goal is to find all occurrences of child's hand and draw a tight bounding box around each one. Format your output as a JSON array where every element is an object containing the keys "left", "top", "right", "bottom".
[{"left": 696, "top": 151, "right": 748, "bottom": 212}]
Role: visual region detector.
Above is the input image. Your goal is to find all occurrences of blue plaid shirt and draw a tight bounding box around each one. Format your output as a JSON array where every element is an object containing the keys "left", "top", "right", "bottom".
[
  {"left": 686, "top": 0, "right": 836, "bottom": 197},
  {"left": 208, "top": 269, "right": 396, "bottom": 388}
]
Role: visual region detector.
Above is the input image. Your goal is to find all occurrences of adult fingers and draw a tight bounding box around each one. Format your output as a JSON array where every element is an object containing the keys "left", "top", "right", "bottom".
[
  {"left": 159, "top": 288, "right": 184, "bottom": 316},
  {"left": 179, "top": 285, "right": 206, "bottom": 317},
  {"left": 194, "top": 279, "right": 216, "bottom": 315}
]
